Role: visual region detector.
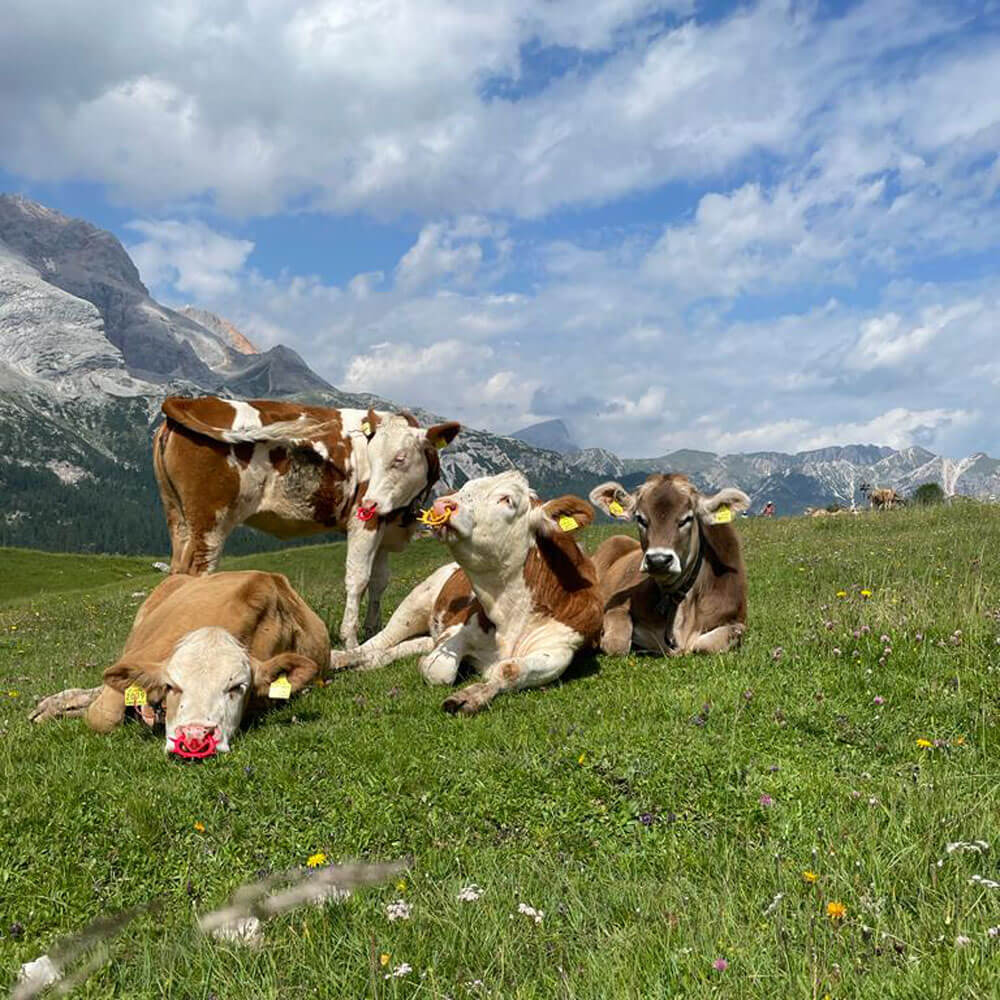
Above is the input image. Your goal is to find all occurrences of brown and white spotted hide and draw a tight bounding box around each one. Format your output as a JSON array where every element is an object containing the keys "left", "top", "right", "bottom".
[
  {"left": 331, "top": 471, "right": 603, "bottom": 715},
  {"left": 589, "top": 474, "right": 749, "bottom": 656},
  {"left": 29, "top": 572, "right": 329, "bottom": 756},
  {"left": 153, "top": 396, "right": 459, "bottom": 648}
]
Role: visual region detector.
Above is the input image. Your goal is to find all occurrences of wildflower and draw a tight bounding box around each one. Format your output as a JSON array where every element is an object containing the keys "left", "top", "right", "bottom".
[
  {"left": 827, "top": 901, "right": 847, "bottom": 921},
  {"left": 836, "top": 590, "right": 847, "bottom": 598},
  {"left": 916, "top": 738, "right": 933, "bottom": 749},
  {"left": 803, "top": 870, "right": 818, "bottom": 883},
  {"left": 7, "top": 690, "right": 18, "bottom": 698},
  {"left": 988, "top": 926, "right": 1000, "bottom": 938},
  {"left": 873, "top": 695, "right": 884, "bottom": 706},
  {"left": 868, "top": 796, "right": 878, "bottom": 806},
  {"left": 763, "top": 892, "right": 784, "bottom": 916},
  {"left": 860, "top": 589, "right": 872, "bottom": 598},
  {"left": 578, "top": 753, "right": 586, "bottom": 765},
  {"left": 915, "top": 632, "right": 923, "bottom": 642},
  {"left": 391, "top": 963, "right": 413, "bottom": 978},
  {"left": 712, "top": 958, "right": 728, "bottom": 971},
  {"left": 946, "top": 841, "right": 989, "bottom": 854},
  {"left": 193, "top": 821, "right": 206, "bottom": 833},
  {"left": 955, "top": 935, "right": 971, "bottom": 948},
  {"left": 880, "top": 634, "right": 890, "bottom": 643},
  {"left": 850, "top": 790, "right": 861, "bottom": 800},
  {"left": 307, "top": 852, "right": 327, "bottom": 868},
  {"left": 832, "top": 647, "right": 841, "bottom": 656},
  {"left": 517, "top": 902, "right": 544, "bottom": 925},
  {"left": 639, "top": 812, "right": 654, "bottom": 826},
  {"left": 771, "top": 646, "right": 783, "bottom": 661},
  {"left": 759, "top": 794, "right": 773, "bottom": 808},
  {"left": 971, "top": 875, "right": 1000, "bottom": 889},
  {"left": 380, "top": 954, "right": 390, "bottom": 967},
  {"left": 386, "top": 900, "right": 412, "bottom": 921},
  {"left": 396, "top": 878, "right": 407, "bottom": 892},
  {"left": 457, "top": 885, "right": 483, "bottom": 903}
]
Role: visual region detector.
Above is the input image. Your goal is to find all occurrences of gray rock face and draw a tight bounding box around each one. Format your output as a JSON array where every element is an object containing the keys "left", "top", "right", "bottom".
[{"left": 511, "top": 418, "right": 580, "bottom": 454}]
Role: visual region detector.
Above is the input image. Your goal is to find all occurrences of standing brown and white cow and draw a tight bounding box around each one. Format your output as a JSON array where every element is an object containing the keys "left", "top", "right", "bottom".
[
  {"left": 153, "top": 396, "right": 460, "bottom": 648},
  {"left": 589, "top": 474, "right": 750, "bottom": 656},
  {"left": 331, "top": 471, "right": 604, "bottom": 714}
]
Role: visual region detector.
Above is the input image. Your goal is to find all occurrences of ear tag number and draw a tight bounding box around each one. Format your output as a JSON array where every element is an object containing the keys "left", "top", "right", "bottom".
[
  {"left": 712, "top": 505, "right": 733, "bottom": 524},
  {"left": 124, "top": 685, "right": 147, "bottom": 707},
  {"left": 268, "top": 675, "right": 292, "bottom": 700},
  {"left": 361, "top": 420, "right": 372, "bottom": 436},
  {"left": 558, "top": 515, "right": 579, "bottom": 532},
  {"left": 609, "top": 501, "right": 625, "bottom": 516}
]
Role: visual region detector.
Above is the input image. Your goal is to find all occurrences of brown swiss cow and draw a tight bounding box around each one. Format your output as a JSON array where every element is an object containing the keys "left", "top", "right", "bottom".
[{"left": 589, "top": 474, "right": 749, "bottom": 656}]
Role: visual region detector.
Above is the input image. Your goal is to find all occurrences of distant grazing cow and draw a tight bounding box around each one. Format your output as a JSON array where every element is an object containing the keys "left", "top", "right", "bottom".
[
  {"left": 153, "top": 396, "right": 460, "bottom": 648},
  {"left": 589, "top": 474, "right": 750, "bottom": 656},
  {"left": 861, "top": 484, "right": 904, "bottom": 510},
  {"left": 331, "top": 471, "right": 604, "bottom": 714},
  {"left": 30, "top": 572, "right": 329, "bottom": 757}
]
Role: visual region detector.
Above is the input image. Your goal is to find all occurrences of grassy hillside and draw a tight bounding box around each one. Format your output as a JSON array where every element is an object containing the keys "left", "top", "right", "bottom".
[{"left": 2, "top": 506, "right": 999, "bottom": 998}]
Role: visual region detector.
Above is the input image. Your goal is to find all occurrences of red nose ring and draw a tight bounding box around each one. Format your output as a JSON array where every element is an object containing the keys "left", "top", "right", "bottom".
[
  {"left": 356, "top": 503, "right": 378, "bottom": 522},
  {"left": 169, "top": 730, "right": 220, "bottom": 759}
]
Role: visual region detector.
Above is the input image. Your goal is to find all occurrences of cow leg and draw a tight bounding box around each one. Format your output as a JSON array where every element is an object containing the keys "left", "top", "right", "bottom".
[
  {"left": 442, "top": 644, "right": 574, "bottom": 715},
  {"left": 341, "top": 523, "right": 383, "bottom": 649},
  {"left": 600, "top": 606, "right": 634, "bottom": 656},
  {"left": 178, "top": 512, "right": 233, "bottom": 576},
  {"left": 686, "top": 622, "right": 745, "bottom": 655},
  {"left": 362, "top": 545, "right": 391, "bottom": 639},
  {"left": 30, "top": 686, "right": 102, "bottom": 723}
]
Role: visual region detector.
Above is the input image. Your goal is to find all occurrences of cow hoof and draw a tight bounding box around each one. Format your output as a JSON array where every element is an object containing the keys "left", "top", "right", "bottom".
[
  {"left": 29, "top": 689, "right": 95, "bottom": 723},
  {"left": 442, "top": 692, "right": 482, "bottom": 715}
]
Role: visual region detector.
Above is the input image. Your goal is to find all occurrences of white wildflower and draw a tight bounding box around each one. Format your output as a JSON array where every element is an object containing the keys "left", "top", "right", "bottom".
[
  {"left": 946, "top": 840, "right": 990, "bottom": 854},
  {"left": 763, "top": 892, "right": 784, "bottom": 916},
  {"left": 955, "top": 935, "right": 972, "bottom": 948},
  {"left": 988, "top": 926, "right": 1000, "bottom": 938},
  {"left": 970, "top": 875, "right": 1000, "bottom": 889},
  {"left": 457, "top": 884, "right": 483, "bottom": 903},
  {"left": 516, "top": 902, "right": 544, "bottom": 924},
  {"left": 386, "top": 899, "right": 412, "bottom": 921},
  {"left": 391, "top": 963, "right": 413, "bottom": 978}
]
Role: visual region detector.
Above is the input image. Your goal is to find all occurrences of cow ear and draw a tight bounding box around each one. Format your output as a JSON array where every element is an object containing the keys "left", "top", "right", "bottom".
[
  {"left": 697, "top": 487, "right": 750, "bottom": 519},
  {"left": 102, "top": 659, "right": 167, "bottom": 703},
  {"left": 538, "top": 495, "right": 594, "bottom": 536},
  {"left": 251, "top": 653, "right": 321, "bottom": 696},
  {"left": 426, "top": 422, "right": 460, "bottom": 450},
  {"left": 589, "top": 481, "right": 635, "bottom": 520}
]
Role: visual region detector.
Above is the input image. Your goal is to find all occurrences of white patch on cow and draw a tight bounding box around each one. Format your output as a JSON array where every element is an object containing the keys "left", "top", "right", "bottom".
[
  {"left": 228, "top": 400, "right": 263, "bottom": 432},
  {"left": 162, "top": 627, "right": 252, "bottom": 754},
  {"left": 312, "top": 440, "right": 330, "bottom": 460}
]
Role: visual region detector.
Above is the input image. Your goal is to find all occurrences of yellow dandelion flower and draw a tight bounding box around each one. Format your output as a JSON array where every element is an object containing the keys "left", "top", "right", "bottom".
[
  {"left": 836, "top": 590, "right": 847, "bottom": 598},
  {"left": 916, "top": 738, "right": 933, "bottom": 748},
  {"left": 860, "top": 589, "right": 872, "bottom": 598},
  {"left": 193, "top": 821, "right": 205, "bottom": 832},
  {"left": 578, "top": 753, "right": 586, "bottom": 765},
  {"left": 802, "top": 870, "right": 818, "bottom": 883},
  {"left": 953, "top": 737, "right": 965, "bottom": 746},
  {"left": 380, "top": 953, "right": 390, "bottom": 967},
  {"left": 307, "top": 852, "right": 327, "bottom": 868},
  {"left": 396, "top": 878, "right": 407, "bottom": 892},
  {"left": 827, "top": 901, "right": 847, "bottom": 921}
]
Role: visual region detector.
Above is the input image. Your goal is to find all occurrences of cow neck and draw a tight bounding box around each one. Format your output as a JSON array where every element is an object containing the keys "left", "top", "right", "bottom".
[
  {"left": 462, "top": 553, "right": 531, "bottom": 631},
  {"left": 653, "top": 518, "right": 706, "bottom": 618}
]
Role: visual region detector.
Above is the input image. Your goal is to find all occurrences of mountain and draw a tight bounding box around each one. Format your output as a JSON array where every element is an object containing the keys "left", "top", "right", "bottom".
[
  {"left": 1, "top": 194, "right": 996, "bottom": 554},
  {"left": 511, "top": 418, "right": 580, "bottom": 454}
]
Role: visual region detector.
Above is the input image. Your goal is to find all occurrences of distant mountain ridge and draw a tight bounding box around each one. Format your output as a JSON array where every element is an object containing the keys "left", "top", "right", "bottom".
[{"left": 0, "top": 194, "right": 995, "bottom": 553}]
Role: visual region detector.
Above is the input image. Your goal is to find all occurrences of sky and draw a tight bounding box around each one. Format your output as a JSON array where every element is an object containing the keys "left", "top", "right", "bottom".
[{"left": 2, "top": 0, "right": 999, "bottom": 458}]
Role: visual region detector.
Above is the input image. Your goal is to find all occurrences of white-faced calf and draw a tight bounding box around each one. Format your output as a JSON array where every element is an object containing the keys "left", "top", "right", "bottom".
[
  {"left": 589, "top": 474, "right": 749, "bottom": 656},
  {"left": 331, "top": 471, "right": 603, "bottom": 714},
  {"left": 30, "top": 572, "right": 329, "bottom": 756}
]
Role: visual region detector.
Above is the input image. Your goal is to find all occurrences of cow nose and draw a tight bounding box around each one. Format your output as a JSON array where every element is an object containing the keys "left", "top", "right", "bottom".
[
  {"left": 644, "top": 551, "right": 676, "bottom": 573},
  {"left": 431, "top": 497, "right": 458, "bottom": 519},
  {"left": 170, "top": 725, "right": 221, "bottom": 759}
]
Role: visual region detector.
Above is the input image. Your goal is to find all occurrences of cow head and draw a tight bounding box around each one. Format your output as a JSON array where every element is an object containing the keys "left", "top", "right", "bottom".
[
  {"left": 358, "top": 414, "right": 460, "bottom": 519},
  {"left": 103, "top": 627, "right": 320, "bottom": 757},
  {"left": 427, "top": 471, "right": 593, "bottom": 577},
  {"left": 590, "top": 475, "right": 749, "bottom": 583}
]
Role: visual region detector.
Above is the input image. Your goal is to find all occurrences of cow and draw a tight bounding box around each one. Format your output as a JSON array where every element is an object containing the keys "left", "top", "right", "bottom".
[
  {"left": 153, "top": 396, "right": 460, "bottom": 648},
  {"left": 29, "top": 572, "right": 329, "bottom": 757},
  {"left": 866, "top": 487, "right": 904, "bottom": 511},
  {"left": 330, "top": 471, "right": 604, "bottom": 715},
  {"left": 588, "top": 474, "right": 750, "bottom": 656}
]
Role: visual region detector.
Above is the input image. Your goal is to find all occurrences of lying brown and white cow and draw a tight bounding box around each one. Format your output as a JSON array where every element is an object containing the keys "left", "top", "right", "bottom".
[
  {"left": 589, "top": 474, "right": 750, "bottom": 656},
  {"left": 153, "top": 396, "right": 460, "bottom": 648},
  {"left": 30, "top": 572, "right": 329, "bottom": 756},
  {"left": 331, "top": 471, "right": 604, "bottom": 714}
]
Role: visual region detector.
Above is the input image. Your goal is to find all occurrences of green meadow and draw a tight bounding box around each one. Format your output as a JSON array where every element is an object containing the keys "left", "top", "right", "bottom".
[{"left": 2, "top": 504, "right": 999, "bottom": 998}]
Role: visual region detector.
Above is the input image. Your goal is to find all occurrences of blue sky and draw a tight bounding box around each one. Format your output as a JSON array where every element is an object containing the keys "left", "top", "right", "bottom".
[{"left": 2, "top": 0, "right": 999, "bottom": 457}]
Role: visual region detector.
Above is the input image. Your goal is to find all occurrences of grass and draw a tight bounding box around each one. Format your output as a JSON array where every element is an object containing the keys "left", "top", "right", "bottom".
[{"left": 2, "top": 505, "right": 1000, "bottom": 997}]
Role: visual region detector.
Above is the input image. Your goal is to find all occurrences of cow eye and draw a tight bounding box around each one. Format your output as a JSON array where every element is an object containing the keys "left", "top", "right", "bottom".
[
  {"left": 392, "top": 452, "right": 407, "bottom": 467},
  {"left": 497, "top": 495, "right": 512, "bottom": 506},
  {"left": 679, "top": 513, "right": 694, "bottom": 527},
  {"left": 635, "top": 512, "right": 648, "bottom": 528},
  {"left": 228, "top": 682, "right": 248, "bottom": 696}
]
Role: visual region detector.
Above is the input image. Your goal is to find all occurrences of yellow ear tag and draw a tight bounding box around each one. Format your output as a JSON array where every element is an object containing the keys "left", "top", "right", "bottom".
[
  {"left": 608, "top": 501, "right": 625, "bottom": 516},
  {"left": 435, "top": 438, "right": 447, "bottom": 450},
  {"left": 712, "top": 505, "right": 733, "bottom": 524},
  {"left": 361, "top": 420, "right": 372, "bottom": 436},
  {"left": 558, "top": 515, "right": 579, "bottom": 532},
  {"left": 124, "top": 685, "right": 147, "bottom": 707},
  {"left": 268, "top": 675, "right": 292, "bottom": 700}
]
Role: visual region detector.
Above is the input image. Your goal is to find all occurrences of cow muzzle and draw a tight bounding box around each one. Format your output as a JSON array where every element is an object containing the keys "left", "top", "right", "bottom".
[
  {"left": 641, "top": 548, "right": 679, "bottom": 575},
  {"left": 169, "top": 725, "right": 221, "bottom": 760}
]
